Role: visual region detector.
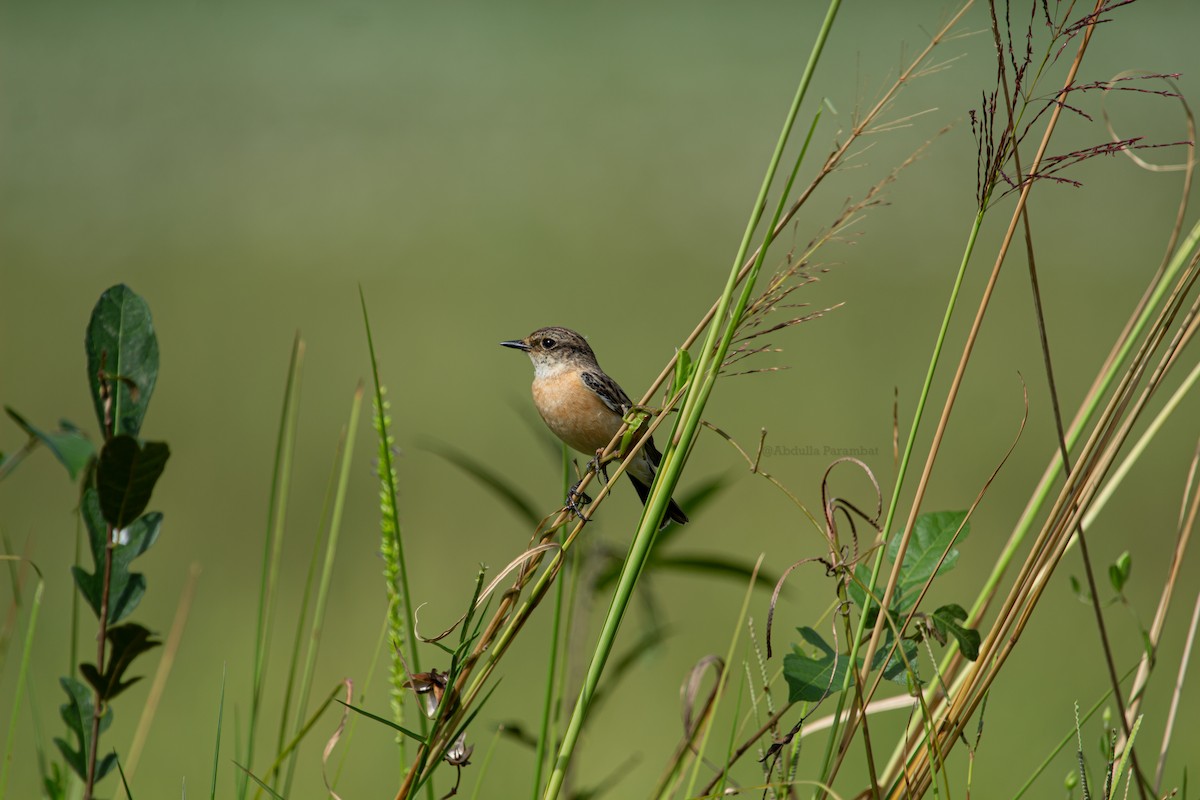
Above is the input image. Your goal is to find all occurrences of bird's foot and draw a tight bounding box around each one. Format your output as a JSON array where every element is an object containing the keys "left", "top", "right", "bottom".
[
  {"left": 565, "top": 480, "right": 592, "bottom": 522},
  {"left": 586, "top": 450, "right": 611, "bottom": 483}
]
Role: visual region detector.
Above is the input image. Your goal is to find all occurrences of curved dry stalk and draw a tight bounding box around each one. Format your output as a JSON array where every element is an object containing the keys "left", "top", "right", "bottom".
[{"left": 892, "top": 232, "right": 1200, "bottom": 800}]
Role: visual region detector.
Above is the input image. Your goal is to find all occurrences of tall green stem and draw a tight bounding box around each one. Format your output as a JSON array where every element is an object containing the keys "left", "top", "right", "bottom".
[{"left": 541, "top": 3, "right": 841, "bottom": 797}]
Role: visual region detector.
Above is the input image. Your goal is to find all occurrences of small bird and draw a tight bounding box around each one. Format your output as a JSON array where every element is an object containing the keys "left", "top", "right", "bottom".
[{"left": 501, "top": 326, "right": 688, "bottom": 527}]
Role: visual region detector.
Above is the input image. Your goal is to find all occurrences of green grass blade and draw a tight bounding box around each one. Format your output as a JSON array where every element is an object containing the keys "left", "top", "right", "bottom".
[
  {"left": 424, "top": 439, "right": 541, "bottom": 526},
  {"left": 211, "top": 663, "right": 227, "bottom": 800},
  {"left": 0, "top": 558, "right": 44, "bottom": 800},
  {"left": 281, "top": 384, "right": 363, "bottom": 797},
  {"left": 337, "top": 701, "right": 426, "bottom": 743},
  {"left": 243, "top": 333, "right": 304, "bottom": 799},
  {"left": 359, "top": 288, "right": 426, "bottom": 768},
  {"left": 683, "top": 556, "right": 762, "bottom": 796}
]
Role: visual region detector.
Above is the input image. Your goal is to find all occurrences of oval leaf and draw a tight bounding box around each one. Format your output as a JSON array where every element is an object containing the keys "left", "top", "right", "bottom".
[{"left": 85, "top": 284, "right": 159, "bottom": 438}]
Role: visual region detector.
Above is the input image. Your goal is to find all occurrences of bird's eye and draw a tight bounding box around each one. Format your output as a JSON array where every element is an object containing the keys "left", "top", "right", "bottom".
[{"left": 541, "top": 337, "right": 557, "bottom": 349}]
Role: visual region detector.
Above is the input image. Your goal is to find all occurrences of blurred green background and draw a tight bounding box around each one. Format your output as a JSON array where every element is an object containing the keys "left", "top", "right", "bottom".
[{"left": 3, "top": 0, "right": 1199, "bottom": 796}]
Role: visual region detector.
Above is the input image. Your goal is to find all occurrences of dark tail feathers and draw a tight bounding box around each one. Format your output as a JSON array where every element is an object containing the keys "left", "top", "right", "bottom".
[{"left": 628, "top": 474, "right": 689, "bottom": 528}]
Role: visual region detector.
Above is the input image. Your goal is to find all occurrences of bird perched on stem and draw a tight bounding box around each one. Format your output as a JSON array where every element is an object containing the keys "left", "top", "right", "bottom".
[{"left": 501, "top": 326, "right": 688, "bottom": 528}]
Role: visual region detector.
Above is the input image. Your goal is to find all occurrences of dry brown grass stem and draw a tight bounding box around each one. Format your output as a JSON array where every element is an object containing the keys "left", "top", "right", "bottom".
[
  {"left": 856, "top": 0, "right": 1107, "bottom": 705},
  {"left": 122, "top": 562, "right": 202, "bottom": 785},
  {"left": 816, "top": 0, "right": 1199, "bottom": 794},
  {"left": 1155, "top": 582, "right": 1200, "bottom": 793},
  {"left": 1122, "top": 439, "right": 1200, "bottom": 756},
  {"left": 890, "top": 237, "right": 1200, "bottom": 798}
]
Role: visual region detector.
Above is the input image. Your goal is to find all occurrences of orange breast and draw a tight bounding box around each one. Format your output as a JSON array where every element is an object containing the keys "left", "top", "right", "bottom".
[{"left": 531, "top": 371, "right": 623, "bottom": 455}]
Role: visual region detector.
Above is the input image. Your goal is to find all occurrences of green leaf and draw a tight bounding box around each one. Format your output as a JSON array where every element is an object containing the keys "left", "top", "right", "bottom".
[
  {"left": 874, "top": 633, "right": 921, "bottom": 686},
  {"left": 96, "top": 436, "right": 170, "bottom": 529},
  {"left": 74, "top": 489, "right": 162, "bottom": 624},
  {"left": 673, "top": 348, "right": 693, "bottom": 394},
  {"left": 41, "top": 761, "right": 69, "bottom": 800},
  {"left": 847, "top": 563, "right": 869, "bottom": 609},
  {"left": 1109, "top": 551, "right": 1132, "bottom": 593},
  {"left": 783, "top": 627, "right": 847, "bottom": 703},
  {"left": 889, "top": 510, "right": 969, "bottom": 596},
  {"left": 783, "top": 626, "right": 923, "bottom": 703},
  {"left": 931, "top": 603, "right": 981, "bottom": 660},
  {"left": 4, "top": 408, "right": 95, "bottom": 480},
  {"left": 54, "top": 676, "right": 116, "bottom": 782},
  {"left": 849, "top": 511, "right": 968, "bottom": 617},
  {"left": 644, "top": 554, "right": 777, "bottom": 588},
  {"left": 423, "top": 439, "right": 540, "bottom": 525},
  {"left": 234, "top": 763, "right": 287, "bottom": 800},
  {"left": 848, "top": 564, "right": 907, "bottom": 620},
  {"left": 79, "top": 623, "right": 161, "bottom": 703},
  {"left": 85, "top": 284, "right": 159, "bottom": 438},
  {"left": 619, "top": 408, "right": 648, "bottom": 455},
  {"left": 337, "top": 701, "right": 426, "bottom": 743}
]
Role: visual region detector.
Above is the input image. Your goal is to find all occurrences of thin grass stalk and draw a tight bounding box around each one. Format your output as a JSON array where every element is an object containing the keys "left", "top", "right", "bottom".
[
  {"left": 531, "top": 447, "right": 572, "bottom": 798},
  {"left": 970, "top": 216, "right": 1200, "bottom": 624},
  {"left": 827, "top": 1, "right": 1113, "bottom": 790},
  {"left": 359, "top": 289, "right": 425, "bottom": 759},
  {"left": 256, "top": 683, "right": 346, "bottom": 787},
  {"left": 682, "top": 557, "right": 763, "bottom": 797},
  {"left": 711, "top": 669, "right": 747, "bottom": 798},
  {"left": 893, "top": 253, "right": 1200, "bottom": 797},
  {"left": 877, "top": 217, "right": 1200, "bottom": 787},
  {"left": 83, "top": 369, "right": 119, "bottom": 800},
  {"left": 0, "top": 535, "right": 29, "bottom": 677},
  {"left": 71, "top": 513, "right": 81, "bottom": 696},
  {"left": 332, "top": 614, "right": 391, "bottom": 790},
  {"left": 1087, "top": 362, "right": 1200, "bottom": 529},
  {"left": 1000, "top": 14, "right": 1142, "bottom": 771},
  {"left": 544, "top": 6, "right": 842, "bottom": 796},
  {"left": 554, "top": 0, "right": 973, "bottom": 469},
  {"left": 651, "top": 675, "right": 718, "bottom": 798},
  {"left": 1121, "top": 440, "right": 1199, "bottom": 744},
  {"left": 281, "top": 384, "right": 363, "bottom": 797},
  {"left": 211, "top": 664, "right": 227, "bottom": 800},
  {"left": 1109, "top": 407, "right": 1200, "bottom": 736},
  {"left": 899, "top": 312, "right": 1197, "bottom": 794},
  {"left": 816, "top": 207, "right": 986, "bottom": 788},
  {"left": 857, "top": 0, "right": 1109, "bottom": 705},
  {"left": 0, "top": 562, "right": 42, "bottom": 800},
  {"left": 123, "top": 562, "right": 201, "bottom": 785},
  {"left": 1155, "top": 585, "right": 1200, "bottom": 793},
  {"left": 242, "top": 334, "right": 303, "bottom": 798},
  {"left": 266, "top": 471, "right": 328, "bottom": 793},
  {"left": 400, "top": 388, "right": 687, "bottom": 794},
  {"left": 1012, "top": 667, "right": 1132, "bottom": 799}
]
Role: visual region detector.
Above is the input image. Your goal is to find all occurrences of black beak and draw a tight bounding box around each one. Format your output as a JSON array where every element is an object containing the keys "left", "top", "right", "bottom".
[{"left": 500, "top": 339, "right": 531, "bottom": 352}]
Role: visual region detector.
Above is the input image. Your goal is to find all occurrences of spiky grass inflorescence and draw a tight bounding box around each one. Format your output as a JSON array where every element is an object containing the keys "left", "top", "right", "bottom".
[{"left": 373, "top": 390, "right": 410, "bottom": 739}]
